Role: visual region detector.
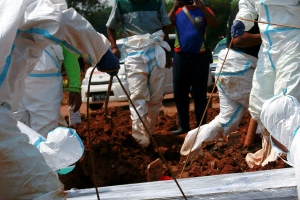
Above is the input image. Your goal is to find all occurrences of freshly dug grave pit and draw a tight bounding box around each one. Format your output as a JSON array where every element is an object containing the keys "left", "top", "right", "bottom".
[{"left": 59, "top": 98, "right": 290, "bottom": 190}]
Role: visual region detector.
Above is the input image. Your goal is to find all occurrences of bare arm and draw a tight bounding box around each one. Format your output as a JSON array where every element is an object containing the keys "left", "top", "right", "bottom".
[
  {"left": 162, "top": 26, "right": 169, "bottom": 43},
  {"left": 107, "top": 27, "right": 121, "bottom": 59},
  {"left": 195, "top": 0, "right": 219, "bottom": 28},
  {"left": 162, "top": 26, "right": 173, "bottom": 69},
  {"left": 233, "top": 32, "right": 261, "bottom": 47},
  {"left": 168, "top": 0, "right": 184, "bottom": 26}
]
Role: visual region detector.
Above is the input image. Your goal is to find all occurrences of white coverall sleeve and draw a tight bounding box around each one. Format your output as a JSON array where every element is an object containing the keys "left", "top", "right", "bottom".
[
  {"left": 19, "top": 0, "right": 109, "bottom": 65},
  {"left": 3, "top": 0, "right": 110, "bottom": 109},
  {"left": 235, "top": 0, "right": 258, "bottom": 31},
  {"left": 0, "top": 0, "right": 109, "bottom": 199}
]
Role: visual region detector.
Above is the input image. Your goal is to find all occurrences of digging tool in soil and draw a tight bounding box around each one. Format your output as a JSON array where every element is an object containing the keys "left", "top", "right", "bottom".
[
  {"left": 244, "top": 118, "right": 258, "bottom": 147},
  {"left": 104, "top": 75, "right": 114, "bottom": 130},
  {"left": 147, "top": 158, "right": 164, "bottom": 182}
]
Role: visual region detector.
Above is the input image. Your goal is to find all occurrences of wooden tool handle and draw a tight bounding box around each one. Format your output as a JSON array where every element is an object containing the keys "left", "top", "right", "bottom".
[{"left": 244, "top": 118, "right": 258, "bottom": 147}]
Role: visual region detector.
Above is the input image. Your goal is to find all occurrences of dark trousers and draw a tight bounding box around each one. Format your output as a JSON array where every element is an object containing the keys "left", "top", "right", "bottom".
[{"left": 173, "top": 52, "right": 209, "bottom": 130}]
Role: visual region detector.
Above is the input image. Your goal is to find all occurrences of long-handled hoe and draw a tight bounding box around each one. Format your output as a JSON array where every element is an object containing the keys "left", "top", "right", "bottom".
[{"left": 85, "top": 66, "right": 187, "bottom": 200}]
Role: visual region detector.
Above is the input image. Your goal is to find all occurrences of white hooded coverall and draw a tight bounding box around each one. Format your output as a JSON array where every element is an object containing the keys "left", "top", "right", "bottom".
[
  {"left": 122, "top": 30, "right": 170, "bottom": 147},
  {"left": 14, "top": 44, "right": 65, "bottom": 137},
  {"left": 0, "top": 0, "right": 109, "bottom": 199},
  {"left": 236, "top": 0, "right": 300, "bottom": 124},
  {"left": 180, "top": 48, "right": 258, "bottom": 159},
  {"left": 234, "top": 0, "right": 300, "bottom": 169}
]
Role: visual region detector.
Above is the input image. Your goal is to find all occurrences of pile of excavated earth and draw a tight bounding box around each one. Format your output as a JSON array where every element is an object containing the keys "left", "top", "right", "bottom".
[{"left": 59, "top": 94, "right": 289, "bottom": 190}]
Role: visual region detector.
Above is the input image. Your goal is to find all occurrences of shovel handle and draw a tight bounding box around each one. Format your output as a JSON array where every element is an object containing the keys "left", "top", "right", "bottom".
[
  {"left": 104, "top": 76, "right": 113, "bottom": 117},
  {"left": 244, "top": 118, "right": 258, "bottom": 147}
]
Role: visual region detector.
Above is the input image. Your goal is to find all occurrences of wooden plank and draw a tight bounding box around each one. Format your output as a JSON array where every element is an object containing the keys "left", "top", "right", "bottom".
[{"left": 67, "top": 168, "right": 297, "bottom": 200}]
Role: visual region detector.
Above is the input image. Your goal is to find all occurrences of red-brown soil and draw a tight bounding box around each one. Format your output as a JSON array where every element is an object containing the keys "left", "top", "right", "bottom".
[{"left": 59, "top": 94, "right": 290, "bottom": 190}]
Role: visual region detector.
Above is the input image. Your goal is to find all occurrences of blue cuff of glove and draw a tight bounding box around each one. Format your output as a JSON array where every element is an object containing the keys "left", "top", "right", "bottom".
[
  {"left": 96, "top": 50, "right": 120, "bottom": 76},
  {"left": 231, "top": 20, "right": 245, "bottom": 38}
]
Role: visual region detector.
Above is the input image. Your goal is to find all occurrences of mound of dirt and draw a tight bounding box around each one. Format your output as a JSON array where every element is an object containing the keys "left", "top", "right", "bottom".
[{"left": 59, "top": 98, "right": 290, "bottom": 190}]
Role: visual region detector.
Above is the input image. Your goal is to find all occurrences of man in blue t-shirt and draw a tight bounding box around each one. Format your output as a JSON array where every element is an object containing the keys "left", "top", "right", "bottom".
[{"left": 168, "top": 0, "right": 219, "bottom": 135}]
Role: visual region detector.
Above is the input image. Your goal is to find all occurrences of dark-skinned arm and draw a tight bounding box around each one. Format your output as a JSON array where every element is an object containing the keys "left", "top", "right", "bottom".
[
  {"left": 107, "top": 28, "right": 121, "bottom": 59},
  {"left": 162, "top": 26, "right": 173, "bottom": 69},
  {"left": 168, "top": 0, "right": 184, "bottom": 27},
  {"left": 233, "top": 32, "right": 262, "bottom": 48},
  {"left": 195, "top": 0, "right": 219, "bottom": 28}
]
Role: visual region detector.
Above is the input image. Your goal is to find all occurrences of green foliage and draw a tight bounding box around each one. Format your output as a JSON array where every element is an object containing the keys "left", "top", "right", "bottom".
[
  {"left": 164, "top": 0, "right": 176, "bottom": 34},
  {"left": 85, "top": 7, "right": 113, "bottom": 36},
  {"left": 66, "top": 0, "right": 106, "bottom": 16},
  {"left": 204, "top": 0, "right": 232, "bottom": 48},
  {"left": 65, "top": 0, "right": 113, "bottom": 36},
  {"left": 231, "top": 0, "right": 239, "bottom": 10},
  {"left": 164, "top": 0, "right": 174, "bottom": 11}
]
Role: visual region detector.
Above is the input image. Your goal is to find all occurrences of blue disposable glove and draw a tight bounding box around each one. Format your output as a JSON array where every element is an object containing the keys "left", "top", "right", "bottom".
[
  {"left": 96, "top": 49, "right": 120, "bottom": 76},
  {"left": 231, "top": 20, "right": 245, "bottom": 38}
]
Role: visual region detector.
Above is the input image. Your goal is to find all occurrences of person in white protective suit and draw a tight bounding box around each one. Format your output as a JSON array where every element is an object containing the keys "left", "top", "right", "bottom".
[
  {"left": 106, "top": 0, "right": 173, "bottom": 148},
  {"left": 14, "top": 44, "right": 82, "bottom": 138},
  {"left": 120, "top": 31, "right": 172, "bottom": 147},
  {"left": 231, "top": 0, "right": 300, "bottom": 167},
  {"left": 180, "top": 6, "right": 261, "bottom": 160},
  {"left": 0, "top": 0, "right": 119, "bottom": 199},
  {"left": 260, "top": 94, "right": 300, "bottom": 198}
]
